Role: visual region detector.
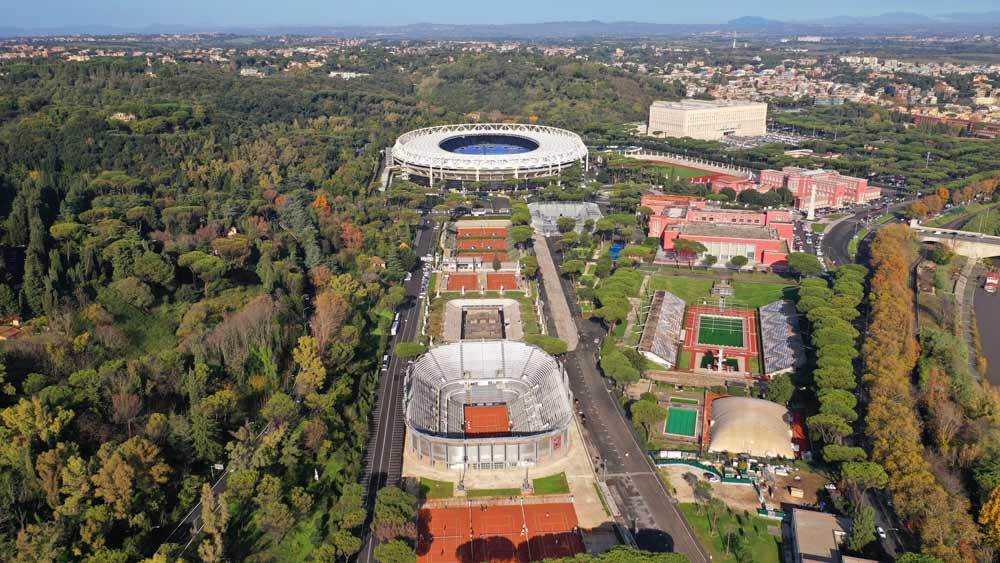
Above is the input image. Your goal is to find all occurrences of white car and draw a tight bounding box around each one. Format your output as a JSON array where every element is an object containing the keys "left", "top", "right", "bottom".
[{"left": 876, "top": 526, "right": 887, "bottom": 539}]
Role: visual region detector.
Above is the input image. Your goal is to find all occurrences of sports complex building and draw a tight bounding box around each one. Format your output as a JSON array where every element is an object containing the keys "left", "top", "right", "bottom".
[
  {"left": 403, "top": 340, "right": 574, "bottom": 471},
  {"left": 638, "top": 290, "right": 804, "bottom": 378},
  {"left": 391, "top": 123, "right": 589, "bottom": 186}
]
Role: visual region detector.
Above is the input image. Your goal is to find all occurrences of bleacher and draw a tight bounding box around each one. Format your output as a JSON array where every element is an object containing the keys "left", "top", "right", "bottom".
[
  {"left": 405, "top": 340, "right": 573, "bottom": 439},
  {"left": 638, "top": 290, "right": 686, "bottom": 367},
  {"left": 759, "top": 299, "right": 806, "bottom": 376}
]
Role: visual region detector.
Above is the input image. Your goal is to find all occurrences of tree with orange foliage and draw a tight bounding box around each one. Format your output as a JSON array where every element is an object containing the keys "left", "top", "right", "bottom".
[{"left": 312, "top": 192, "right": 331, "bottom": 214}]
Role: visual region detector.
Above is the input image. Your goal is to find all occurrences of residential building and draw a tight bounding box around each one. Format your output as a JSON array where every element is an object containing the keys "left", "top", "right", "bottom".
[
  {"left": 647, "top": 99, "right": 767, "bottom": 140},
  {"left": 761, "top": 167, "right": 880, "bottom": 217}
]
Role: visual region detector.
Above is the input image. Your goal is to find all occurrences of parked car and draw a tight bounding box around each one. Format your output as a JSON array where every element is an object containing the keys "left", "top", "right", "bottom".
[
  {"left": 703, "top": 472, "right": 721, "bottom": 483},
  {"left": 876, "top": 526, "right": 887, "bottom": 539}
]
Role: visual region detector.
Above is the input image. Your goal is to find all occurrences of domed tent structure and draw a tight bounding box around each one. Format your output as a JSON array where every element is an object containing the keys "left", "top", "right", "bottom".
[{"left": 708, "top": 396, "right": 795, "bottom": 459}]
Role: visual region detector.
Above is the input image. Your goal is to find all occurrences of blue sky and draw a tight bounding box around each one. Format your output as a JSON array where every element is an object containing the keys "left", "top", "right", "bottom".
[{"left": 6, "top": 0, "right": 999, "bottom": 28}]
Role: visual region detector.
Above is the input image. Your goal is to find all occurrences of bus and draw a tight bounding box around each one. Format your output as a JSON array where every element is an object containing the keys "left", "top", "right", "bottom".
[{"left": 390, "top": 312, "right": 401, "bottom": 336}]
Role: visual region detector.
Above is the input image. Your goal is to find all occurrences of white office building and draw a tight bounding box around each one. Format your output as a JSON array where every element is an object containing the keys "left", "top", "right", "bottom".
[{"left": 647, "top": 99, "right": 767, "bottom": 141}]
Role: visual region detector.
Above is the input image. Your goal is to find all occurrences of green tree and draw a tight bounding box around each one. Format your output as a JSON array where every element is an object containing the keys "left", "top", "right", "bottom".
[
  {"left": 374, "top": 540, "right": 415, "bottom": 563},
  {"left": 841, "top": 461, "right": 889, "bottom": 499},
  {"left": 806, "top": 413, "right": 852, "bottom": 444},
  {"left": 630, "top": 399, "right": 667, "bottom": 439},
  {"left": 765, "top": 373, "right": 793, "bottom": 404},
  {"left": 822, "top": 445, "right": 868, "bottom": 463},
  {"left": 703, "top": 254, "right": 718, "bottom": 267},
  {"left": 374, "top": 486, "right": 416, "bottom": 528},
  {"left": 847, "top": 504, "right": 876, "bottom": 552},
  {"left": 510, "top": 225, "right": 533, "bottom": 248},
  {"left": 520, "top": 255, "right": 538, "bottom": 278},
  {"left": 523, "top": 334, "right": 569, "bottom": 356},
  {"left": 178, "top": 251, "right": 225, "bottom": 297},
  {"left": 818, "top": 388, "right": 859, "bottom": 422},
  {"left": 729, "top": 255, "right": 749, "bottom": 269},
  {"left": 787, "top": 252, "right": 823, "bottom": 278}
]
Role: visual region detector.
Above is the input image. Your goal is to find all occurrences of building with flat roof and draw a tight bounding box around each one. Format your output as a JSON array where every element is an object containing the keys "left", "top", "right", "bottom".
[
  {"left": 642, "top": 194, "right": 794, "bottom": 267},
  {"left": 761, "top": 167, "right": 881, "bottom": 218},
  {"left": 648, "top": 99, "right": 767, "bottom": 141},
  {"left": 790, "top": 508, "right": 852, "bottom": 563}
]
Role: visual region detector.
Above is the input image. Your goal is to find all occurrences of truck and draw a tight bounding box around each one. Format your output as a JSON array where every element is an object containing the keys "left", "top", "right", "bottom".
[{"left": 985, "top": 271, "right": 1000, "bottom": 294}]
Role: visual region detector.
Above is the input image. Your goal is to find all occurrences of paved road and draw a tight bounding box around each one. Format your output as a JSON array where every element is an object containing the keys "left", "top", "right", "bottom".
[
  {"left": 539, "top": 237, "right": 710, "bottom": 562},
  {"left": 822, "top": 200, "right": 914, "bottom": 267},
  {"left": 358, "top": 213, "right": 437, "bottom": 563}
]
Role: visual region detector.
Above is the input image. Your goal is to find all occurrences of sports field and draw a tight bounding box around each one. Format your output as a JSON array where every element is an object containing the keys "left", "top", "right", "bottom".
[
  {"left": 641, "top": 161, "right": 715, "bottom": 180},
  {"left": 665, "top": 407, "right": 698, "bottom": 436},
  {"left": 464, "top": 405, "right": 511, "bottom": 438},
  {"left": 417, "top": 501, "right": 584, "bottom": 563},
  {"left": 696, "top": 315, "right": 745, "bottom": 347}
]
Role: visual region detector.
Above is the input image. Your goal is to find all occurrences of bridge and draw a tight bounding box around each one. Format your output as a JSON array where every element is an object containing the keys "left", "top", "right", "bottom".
[{"left": 910, "top": 220, "right": 1000, "bottom": 259}]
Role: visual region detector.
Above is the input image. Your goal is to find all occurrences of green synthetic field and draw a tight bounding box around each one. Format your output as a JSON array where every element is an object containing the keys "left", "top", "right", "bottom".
[
  {"left": 648, "top": 276, "right": 796, "bottom": 308},
  {"left": 697, "top": 314, "right": 745, "bottom": 347},
  {"left": 665, "top": 407, "right": 698, "bottom": 436}
]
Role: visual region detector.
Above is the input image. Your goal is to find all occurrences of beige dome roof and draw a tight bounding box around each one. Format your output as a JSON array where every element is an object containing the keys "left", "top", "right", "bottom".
[{"left": 708, "top": 397, "right": 795, "bottom": 458}]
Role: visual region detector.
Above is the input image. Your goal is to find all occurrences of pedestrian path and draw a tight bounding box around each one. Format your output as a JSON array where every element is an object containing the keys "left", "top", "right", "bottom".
[{"left": 533, "top": 235, "right": 579, "bottom": 351}]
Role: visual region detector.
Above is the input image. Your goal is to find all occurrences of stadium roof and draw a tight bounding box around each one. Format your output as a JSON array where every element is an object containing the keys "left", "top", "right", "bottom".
[
  {"left": 708, "top": 397, "right": 795, "bottom": 458},
  {"left": 678, "top": 223, "right": 778, "bottom": 240}
]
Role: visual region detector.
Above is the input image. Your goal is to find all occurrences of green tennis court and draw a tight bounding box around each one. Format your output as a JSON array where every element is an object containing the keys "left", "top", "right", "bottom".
[
  {"left": 697, "top": 314, "right": 744, "bottom": 347},
  {"left": 665, "top": 407, "right": 698, "bottom": 436}
]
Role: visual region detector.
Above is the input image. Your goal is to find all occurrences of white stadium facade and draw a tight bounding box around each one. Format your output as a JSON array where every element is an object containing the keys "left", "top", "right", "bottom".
[
  {"left": 403, "top": 340, "right": 574, "bottom": 471},
  {"left": 390, "top": 123, "right": 589, "bottom": 186}
]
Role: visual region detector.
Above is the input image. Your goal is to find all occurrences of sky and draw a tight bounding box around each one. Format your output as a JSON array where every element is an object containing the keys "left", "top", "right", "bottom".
[{"left": 6, "top": 0, "right": 1000, "bottom": 29}]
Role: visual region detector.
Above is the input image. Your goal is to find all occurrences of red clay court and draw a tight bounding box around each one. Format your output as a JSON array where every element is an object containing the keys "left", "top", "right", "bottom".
[
  {"left": 418, "top": 501, "right": 584, "bottom": 563},
  {"left": 458, "top": 239, "right": 507, "bottom": 251},
  {"left": 464, "top": 405, "right": 511, "bottom": 437},
  {"left": 447, "top": 274, "right": 479, "bottom": 291},
  {"left": 458, "top": 227, "right": 508, "bottom": 239},
  {"left": 486, "top": 273, "right": 518, "bottom": 291}
]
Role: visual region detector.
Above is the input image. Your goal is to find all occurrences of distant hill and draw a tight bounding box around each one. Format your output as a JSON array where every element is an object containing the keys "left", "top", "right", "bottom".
[
  {"left": 727, "top": 16, "right": 787, "bottom": 28},
  {"left": 3, "top": 13, "right": 1000, "bottom": 39}
]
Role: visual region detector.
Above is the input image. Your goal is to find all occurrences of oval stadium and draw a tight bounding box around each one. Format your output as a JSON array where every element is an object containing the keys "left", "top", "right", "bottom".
[
  {"left": 390, "top": 123, "right": 589, "bottom": 186},
  {"left": 403, "top": 340, "right": 574, "bottom": 471}
]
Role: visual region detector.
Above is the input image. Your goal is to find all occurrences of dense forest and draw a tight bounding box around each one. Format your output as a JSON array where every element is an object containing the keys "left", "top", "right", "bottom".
[{"left": 0, "top": 51, "right": 676, "bottom": 562}]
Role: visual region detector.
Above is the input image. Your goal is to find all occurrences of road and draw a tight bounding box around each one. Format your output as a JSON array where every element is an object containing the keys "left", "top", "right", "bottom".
[
  {"left": 822, "top": 199, "right": 914, "bottom": 267},
  {"left": 357, "top": 212, "right": 438, "bottom": 563},
  {"left": 974, "top": 282, "right": 1000, "bottom": 387},
  {"left": 539, "top": 237, "right": 710, "bottom": 562}
]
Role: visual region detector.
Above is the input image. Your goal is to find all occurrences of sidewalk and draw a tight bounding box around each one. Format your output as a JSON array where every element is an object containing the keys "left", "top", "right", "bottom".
[{"left": 533, "top": 234, "right": 579, "bottom": 351}]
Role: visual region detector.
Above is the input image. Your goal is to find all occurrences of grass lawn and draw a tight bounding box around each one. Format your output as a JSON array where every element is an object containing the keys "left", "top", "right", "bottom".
[
  {"left": 677, "top": 503, "right": 781, "bottom": 563},
  {"left": 731, "top": 282, "right": 797, "bottom": 308},
  {"left": 466, "top": 488, "right": 522, "bottom": 498},
  {"left": 810, "top": 223, "right": 827, "bottom": 233},
  {"left": 532, "top": 472, "right": 570, "bottom": 495},
  {"left": 648, "top": 276, "right": 715, "bottom": 303},
  {"left": 646, "top": 162, "right": 714, "bottom": 179},
  {"left": 671, "top": 397, "right": 700, "bottom": 405},
  {"left": 648, "top": 276, "right": 794, "bottom": 308},
  {"left": 848, "top": 228, "right": 869, "bottom": 258},
  {"left": 612, "top": 321, "right": 627, "bottom": 339},
  {"left": 420, "top": 478, "right": 454, "bottom": 500},
  {"left": 678, "top": 350, "right": 693, "bottom": 370},
  {"left": 826, "top": 213, "right": 849, "bottom": 220}
]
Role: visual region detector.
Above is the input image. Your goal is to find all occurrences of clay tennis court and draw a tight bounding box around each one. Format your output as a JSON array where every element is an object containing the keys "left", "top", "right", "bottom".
[
  {"left": 418, "top": 501, "right": 584, "bottom": 563},
  {"left": 464, "top": 405, "right": 511, "bottom": 438},
  {"left": 458, "top": 239, "right": 507, "bottom": 251},
  {"left": 486, "top": 273, "right": 518, "bottom": 291},
  {"left": 447, "top": 274, "right": 479, "bottom": 291},
  {"left": 458, "top": 227, "right": 508, "bottom": 239}
]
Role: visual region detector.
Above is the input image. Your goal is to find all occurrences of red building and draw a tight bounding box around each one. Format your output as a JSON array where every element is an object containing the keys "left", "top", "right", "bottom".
[
  {"left": 641, "top": 194, "right": 794, "bottom": 268},
  {"left": 760, "top": 167, "right": 880, "bottom": 212}
]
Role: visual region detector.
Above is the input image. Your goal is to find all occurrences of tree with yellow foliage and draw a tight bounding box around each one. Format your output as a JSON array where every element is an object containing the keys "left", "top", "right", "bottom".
[{"left": 979, "top": 486, "right": 1000, "bottom": 546}]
